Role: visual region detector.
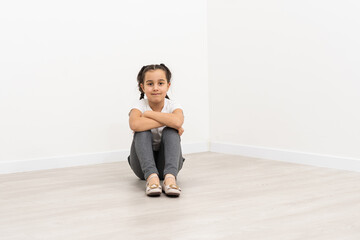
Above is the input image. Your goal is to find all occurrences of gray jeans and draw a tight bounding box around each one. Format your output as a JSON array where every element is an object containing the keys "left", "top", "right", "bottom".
[{"left": 128, "top": 127, "right": 185, "bottom": 181}]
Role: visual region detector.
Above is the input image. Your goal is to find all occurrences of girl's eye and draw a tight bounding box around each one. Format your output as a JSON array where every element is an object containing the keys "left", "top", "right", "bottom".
[
  {"left": 159, "top": 82, "right": 164, "bottom": 85},
  {"left": 147, "top": 83, "right": 153, "bottom": 86}
]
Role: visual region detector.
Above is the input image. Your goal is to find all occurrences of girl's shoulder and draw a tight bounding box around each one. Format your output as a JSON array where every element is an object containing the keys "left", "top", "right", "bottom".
[
  {"left": 138, "top": 98, "right": 148, "bottom": 105},
  {"left": 128, "top": 98, "right": 149, "bottom": 116},
  {"left": 165, "top": 98, "right": 183, "bottom": 111},
  {"left": 133, "top": 98, "right": 148, "bottom": 107}
]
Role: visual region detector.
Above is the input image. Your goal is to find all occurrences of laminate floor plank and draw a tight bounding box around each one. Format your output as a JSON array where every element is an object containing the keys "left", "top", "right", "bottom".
[{"left": 1, "top": 152, "right": 360, "bottom": 239}]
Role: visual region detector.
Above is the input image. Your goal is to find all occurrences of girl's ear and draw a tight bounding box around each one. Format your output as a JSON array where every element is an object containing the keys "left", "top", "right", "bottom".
[
  {"left": 140, "top": 83, "right": 145, "bottom": 92},
  {"left": 167, "top": 82, "right": 171, "bottom": 90}
]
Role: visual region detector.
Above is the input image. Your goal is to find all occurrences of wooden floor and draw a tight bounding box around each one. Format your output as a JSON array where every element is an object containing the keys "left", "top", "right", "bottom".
[{"left": 1, "top": 152, "right": 360, "bottom": 240}]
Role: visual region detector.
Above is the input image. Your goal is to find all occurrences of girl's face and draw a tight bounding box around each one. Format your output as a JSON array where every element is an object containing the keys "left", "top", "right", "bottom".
[{"left": 141, "top": 69, "right": 170, "bottom": 104}]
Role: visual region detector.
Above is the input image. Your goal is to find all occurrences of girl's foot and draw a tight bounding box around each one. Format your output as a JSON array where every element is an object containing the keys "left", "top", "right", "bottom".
[
  {"left": 162, "top": 174, "right": 181, "bottom": 197},
  {"left": 146, "top": 173, "right": 161, "bottom": 196}
]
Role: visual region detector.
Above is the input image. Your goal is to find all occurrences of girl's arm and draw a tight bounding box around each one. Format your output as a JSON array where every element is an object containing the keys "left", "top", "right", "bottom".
[
  {"left": 129, "top": 109, "right": 164, "bottom": 132},
  {"left": 143, "top": 109, "right": 184, "bottom": 130}
]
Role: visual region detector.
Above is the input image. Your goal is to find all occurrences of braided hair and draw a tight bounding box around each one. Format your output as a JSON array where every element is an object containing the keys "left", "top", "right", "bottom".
[{"left": 137, "top": 63, "right": 171, "bottom": 100}]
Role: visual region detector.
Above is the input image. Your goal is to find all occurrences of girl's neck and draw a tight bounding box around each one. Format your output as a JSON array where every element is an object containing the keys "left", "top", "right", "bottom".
[{"left": 148, "top": 99, "right": 165, "bottom": 112}]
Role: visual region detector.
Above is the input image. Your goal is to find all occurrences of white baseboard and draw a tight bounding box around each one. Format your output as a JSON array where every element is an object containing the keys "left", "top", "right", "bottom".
[
  {"left": 0, "top": 142, "right": 209, "bottom": 174},
  {"left": 3, "top": 141, "right": 359, "bottom": 174},
  {"left": 210, "top": 141, "right": 360, "bottom": 172},
  {"left": 182, "top": 141, "right": 209, "bottom": 154},
  {"left": 0, "top": 150, "right": 129, "bottom": 175}
]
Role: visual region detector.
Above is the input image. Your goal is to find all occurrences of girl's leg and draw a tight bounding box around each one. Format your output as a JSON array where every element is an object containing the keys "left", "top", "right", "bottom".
[
  {"left": 128, "top": 130, "right": 159, "bottom": 181},
  {"left": 156, "top": 127, "right": 185, "bottom": 180}
]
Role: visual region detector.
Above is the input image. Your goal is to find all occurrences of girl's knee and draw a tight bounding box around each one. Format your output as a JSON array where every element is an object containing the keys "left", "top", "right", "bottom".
[
  {"left": 161, "top": 127, "right": 180, "bottom": 140},
  {"left": 162, "top": 127, "right": 178, "bottom": 136},
  {"left": 134, "top": 130, "right": 152, "bottom": 138}
]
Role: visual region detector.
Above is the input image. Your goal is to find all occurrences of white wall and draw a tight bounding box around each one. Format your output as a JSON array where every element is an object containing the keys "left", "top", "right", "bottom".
[
  {"left": 3, "top": 0, "right": 360, "bottom": 174},
  {"left": 0, "top": 0, "right": 209, "bottom": 172},
  {"left": 208, "top": 1, "right": 360, "bottom": 169}
]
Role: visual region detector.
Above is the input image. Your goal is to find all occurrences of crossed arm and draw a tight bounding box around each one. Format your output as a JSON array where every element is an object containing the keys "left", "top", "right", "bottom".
[{"left": 129, "top": 108, "right": 184, "bottom": 135}]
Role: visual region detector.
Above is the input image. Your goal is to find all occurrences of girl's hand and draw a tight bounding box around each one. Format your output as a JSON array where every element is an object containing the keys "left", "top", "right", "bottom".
[{"left": 177, "top": 127, "right": 184, "bottom": 136}]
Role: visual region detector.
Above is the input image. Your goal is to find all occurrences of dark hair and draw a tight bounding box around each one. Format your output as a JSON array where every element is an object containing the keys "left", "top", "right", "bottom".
[{"left": 137, "top": 63, "right": 171, "bottom": 100}]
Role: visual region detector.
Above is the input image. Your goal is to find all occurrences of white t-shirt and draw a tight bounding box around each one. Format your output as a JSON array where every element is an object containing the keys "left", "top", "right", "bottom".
[{"left": 129, "top": 98, "right": 184, "bottom": 151}]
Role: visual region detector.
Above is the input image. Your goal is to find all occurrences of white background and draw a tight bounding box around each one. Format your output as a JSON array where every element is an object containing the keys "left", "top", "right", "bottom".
[
  {"left": 1, "top": 0, "right": 360, "bottom": 171},
  {"left": 0, "top": 0, "right": 209, "bottom": 163},
  {"left": 208, "top": 0, "right": 360, "bottom": 159}
]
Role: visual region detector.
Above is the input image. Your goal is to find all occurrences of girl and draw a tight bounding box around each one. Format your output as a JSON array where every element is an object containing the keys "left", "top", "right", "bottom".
[{"left": 127, "top": 63, "right": 185, "bottom": 197}]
